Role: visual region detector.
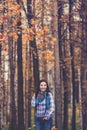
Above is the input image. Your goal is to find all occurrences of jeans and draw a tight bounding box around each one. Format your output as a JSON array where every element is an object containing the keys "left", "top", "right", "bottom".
[{"left": 35, "top": 117, "right": 52, "bottom": 130}]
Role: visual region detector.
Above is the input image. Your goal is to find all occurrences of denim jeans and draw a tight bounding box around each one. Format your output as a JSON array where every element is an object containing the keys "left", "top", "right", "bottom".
[{"left": 35, "top": 117, "right": 52, "bottom": 130}]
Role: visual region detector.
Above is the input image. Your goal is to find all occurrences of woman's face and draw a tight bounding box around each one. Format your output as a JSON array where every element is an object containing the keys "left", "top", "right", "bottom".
[{"left": 39, "top": 81, "right": 47, "bottom": 92}]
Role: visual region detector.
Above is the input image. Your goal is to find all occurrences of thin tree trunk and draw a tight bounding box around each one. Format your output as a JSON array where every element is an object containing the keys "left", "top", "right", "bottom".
[
  {"left": 8, "top": 38, "right": 17, "bottom": 130},
  {"left": 27, "top": 43, "right": 32, "bottom": 129},
  {"left": 0, "top": 45, "right": 2, "bottom": 130},
  {"left": 54, "top": 0, "right": 62, "bottom": 130},
  {"left": 58, "top": 2, "right": 69, "bottom": 129},
  {"left": 28, "top": 78, "right": 32, "bottom": 128},
  {"left": 17, "top": 32, "right": 24, "bottom": 130},
  {"left": 41, "top": 0, "right": 48, "bottom": 79},
  {"left": 27, "top": 0, "right": 39, "bottom": 89},
  {"left": 69, "top": 1, "right": 76, "bottom": 130},
  {"left": 17, "top": 33, "right": 24, "bottom": 130},
  {"left": 63, "top": 67, "right": 68, "bottom": 130},
  {"left": 80, "top": 7, "right": 87, "bottom": 129},
  {"left": 17, "top": 1, "right": 24, "bottom": 129}
]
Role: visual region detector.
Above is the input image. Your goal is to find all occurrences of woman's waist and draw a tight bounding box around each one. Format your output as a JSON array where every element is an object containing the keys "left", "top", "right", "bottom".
[{"left": 35, "top": 112, "right": 45, "bottom": 118}]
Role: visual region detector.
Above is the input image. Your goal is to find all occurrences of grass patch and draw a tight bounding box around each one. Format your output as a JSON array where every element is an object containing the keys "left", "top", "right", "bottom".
[
  {"left": 4, "top": 124, "right": 10, "bottom": 130},
  {"left": 68, "top": 104, "right": 81, "bottom": 130},
  {"left": 31, "top": 107, "right": 36, "bottom": 130}
]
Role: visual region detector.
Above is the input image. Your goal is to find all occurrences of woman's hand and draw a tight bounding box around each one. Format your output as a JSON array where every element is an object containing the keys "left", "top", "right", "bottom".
[
  {"left": 33, "top": 93, "right": 35, "bottom": 96},
  {"left": 32, "top": 92, "right": 35, "bottom": 97},
  {"left": 43, "top": 117, "right": 48, "bottom": 120}
]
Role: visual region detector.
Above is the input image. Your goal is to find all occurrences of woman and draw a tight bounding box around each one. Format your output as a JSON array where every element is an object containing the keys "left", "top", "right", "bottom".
[{"left": 31, "top": 79, "right": 55, "bottom": 130}]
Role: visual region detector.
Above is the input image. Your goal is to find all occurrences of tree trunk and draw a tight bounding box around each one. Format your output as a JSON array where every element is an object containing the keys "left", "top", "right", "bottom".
[
  {"left": 63, "top": 68, "right": 68, "bottom": 130},
  {"left": 54, "top": 0, "right": 62, "bottom": 130},
  {"left": 69, "top": 1, "right": 76, "bottom": 130},
  {"left": 0, "top": 45, "right": 2, "bottom": 130},
  {"left": 80, "top": 6, "right": 87, "bottom": 129},
  {"left": 27, "top": 0, "right": 39, "bottom": 89},
  {"left": 17, "top": 31, "right": 24, "bottom": 130},
  {"left": 17, "top": 1, "right": 24, "bottom": 129},
  {"left": 8, "top": 38, "right": 17, "bottom": 130},
  {"left": 58, "top": 2, "right": 69, "bottom": 130}
]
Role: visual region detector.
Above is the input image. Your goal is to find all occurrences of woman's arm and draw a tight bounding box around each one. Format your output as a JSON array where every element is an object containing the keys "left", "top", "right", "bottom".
[
  {"left": 31, "top": 93, "right": 40, "bottom": 107},
  {"left": 31, "top": 94, "right": 35, "bottom": 107}
]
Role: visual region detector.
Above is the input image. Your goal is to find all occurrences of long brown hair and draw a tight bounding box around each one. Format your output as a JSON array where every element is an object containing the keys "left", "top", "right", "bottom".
[{"left": 35, "top": 79, "right": 50, "bottom": 98}]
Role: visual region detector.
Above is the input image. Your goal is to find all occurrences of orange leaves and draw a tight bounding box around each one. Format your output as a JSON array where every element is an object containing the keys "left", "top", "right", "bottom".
[
  {"left": 13, "top": 33, "right": 18, "bottom": 42},
  {"left": 0, "top": 4, "right": 3, "bottom": 11},
  {"left": 0, "top": 1, "right": 56, "bottom": 76},
  {"left": 36, "top": 26, "right": 56, "bottom": 51},
  {"left": 3, "top": 49, "right": 8, "bottom": 56},
  {"left": 39, "top": 50, "right": 55, "bottom": 69},
  {"left": 36, "top": 26, "right": 49, "bottom": 37},
  {"left": 43, "top": 26, "right": 49, "bottom": 32},
  {"left": 8, "top": 32, "right": 18, "bottom": 42},
  {"left": 51, "top": 37, "right": 57, "bottom": 45},
  {"left": 7, "top": 1, "right": 21, "bottom": 16},
  {"left": 36, "top": 32, "right": 41, "bottom": 39},
  {"left": 22, "top": 34, "right": 29, "bottom": 43},
  {"left": 36, "top": 25, "right": 49, "bottom": 38},
  {"left": 0, "top": 31, "right": 18, "bottom": 44},
  {"left": 35, "top": 24, "right": 56, "bottom": 68},
  {"left": 8, "top": 0, "right": 12, "bottom": 8},
  {"left": 22, "top": 34, "right": 34, "bottom": 43},
  {"left": 0, "top": 14, "right": 7, "bottom": 24},
  {"left": 0, "top": 33, "right": 6, "bottom": 44},
  {"left": 42, "top": 50, "right": 54, "bottom": 61},
  {"left": 36, "top": 25, "right": 50, "bottom": 48},
  {"left": 30, "top": 19, "right": 35, "bottom": 25},
  {"left": 22, "top": 28, "right": 35, "bottom": 44},
  {"left": 22, "top": 0, "right": 27, "bottom": 4},
  {"left": 1, "top": 43, "right": 8, "bottom": 56}
]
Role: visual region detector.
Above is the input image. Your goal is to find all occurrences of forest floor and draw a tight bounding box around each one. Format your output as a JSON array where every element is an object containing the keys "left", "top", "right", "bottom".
[
  {"left": 68, "top": 103, "right": 81, "bottom": 130},
  {"left": 4, "top": 104, "right": 81, "bottom": 130}
]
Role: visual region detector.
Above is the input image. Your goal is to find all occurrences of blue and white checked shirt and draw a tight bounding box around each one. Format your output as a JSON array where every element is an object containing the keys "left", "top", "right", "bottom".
[{"left": 31, "top": 92, "right": 55, "bottom": 119}]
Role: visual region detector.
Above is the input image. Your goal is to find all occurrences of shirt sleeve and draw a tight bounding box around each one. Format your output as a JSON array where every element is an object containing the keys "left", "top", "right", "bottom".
[
  {"left": 31, "top": 95, "right": 35, "bottom": 107},
  {"left": 45, "top": 92, "right": 55, "bottom": 119}
]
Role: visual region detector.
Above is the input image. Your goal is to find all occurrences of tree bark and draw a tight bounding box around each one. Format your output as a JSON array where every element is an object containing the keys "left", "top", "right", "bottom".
[
  {"left": 8, "top": 38, "right": 17, "bottom": 130},
  {"left": 54, "top": 0, "right": 62, "bottom": 130},
  {"left": 80, "top": 3, "right": 87, "bottom": 129},
  {"left": 17, "top": 31, "right": 24, "bottom": 130},
  {"left": 69, "top": 1, "right": 76, "bottom": 130},
  {"left": 27, "top": 0, "right": 39, "bottom": 90},
  {"left": 17, "top": 1, "right": 24, "bottom": 129}
]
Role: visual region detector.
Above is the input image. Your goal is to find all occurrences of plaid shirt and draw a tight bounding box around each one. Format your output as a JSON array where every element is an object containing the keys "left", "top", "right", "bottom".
[{"left": 31, "top": 92, "right": 55, "bottom": 119}]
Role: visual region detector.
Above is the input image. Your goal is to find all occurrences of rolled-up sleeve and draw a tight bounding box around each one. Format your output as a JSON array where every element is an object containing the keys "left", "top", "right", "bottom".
[{"left": 31, "top": 96, "right": 35, "bottom": 107}]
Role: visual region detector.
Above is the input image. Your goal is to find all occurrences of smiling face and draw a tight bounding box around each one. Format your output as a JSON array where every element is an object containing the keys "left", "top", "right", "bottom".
[{"left": 39, "top": 81, "right": 47, "bottom": 92}]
